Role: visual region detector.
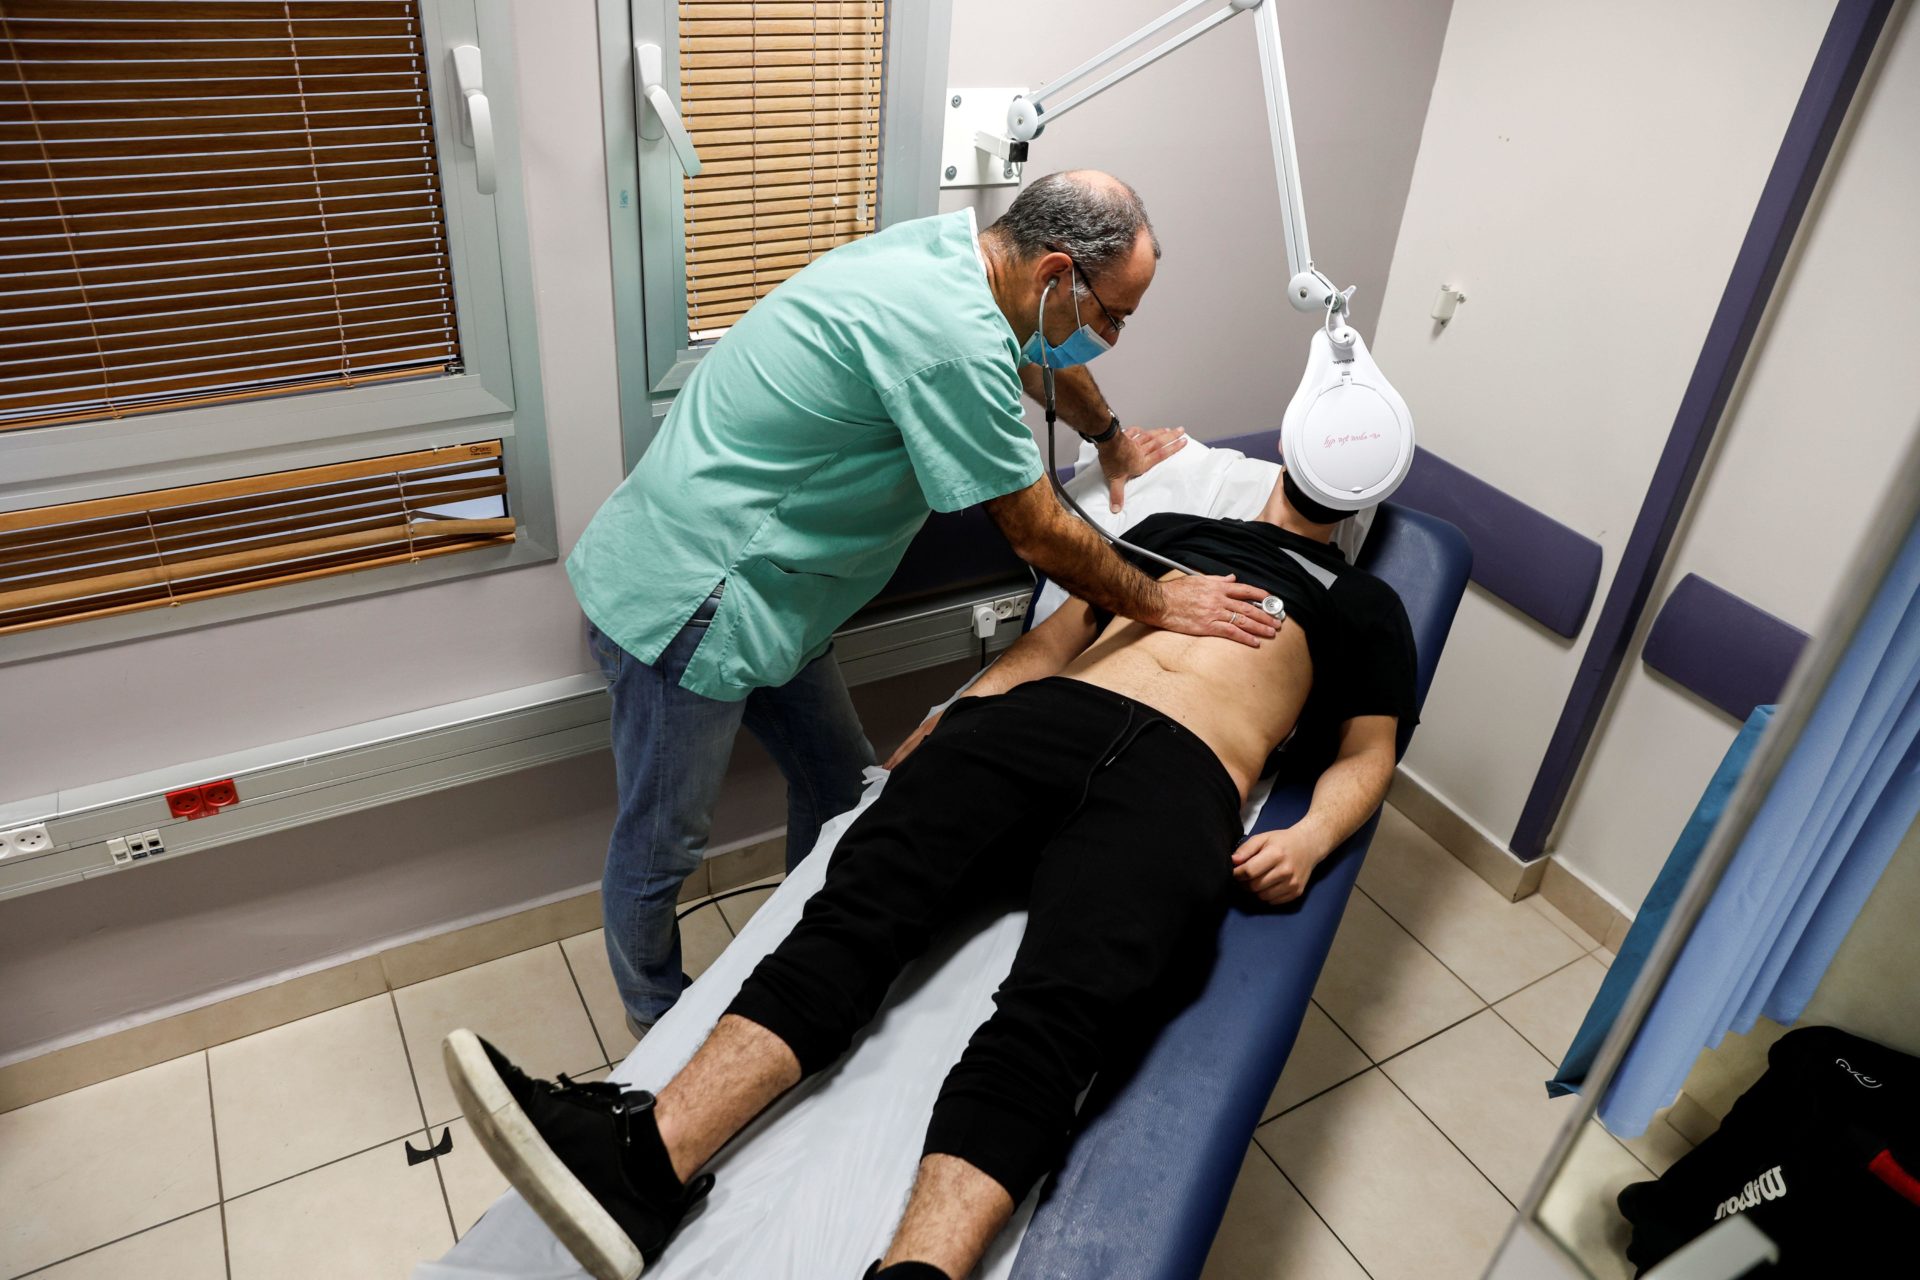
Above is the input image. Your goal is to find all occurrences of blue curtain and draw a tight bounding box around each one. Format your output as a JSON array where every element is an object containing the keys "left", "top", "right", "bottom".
[
  {"left": 1548, "top": 705, "right": 1774, "bottom": 1101},
  {"left": 1590, "top": 516, "right": 1920, "bottom": 1138}
]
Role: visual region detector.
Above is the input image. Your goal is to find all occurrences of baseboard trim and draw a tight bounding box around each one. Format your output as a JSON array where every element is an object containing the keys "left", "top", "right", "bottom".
[
  {"left": 1387, "top": 767, "right": 1632, "bottom": 950},
  {"left": 1388, "top": 768, "right": 1544, "bottom": 902},
  {"left": 0, "top": 833, "right": 789, "bottom": 1114},
  {"left": 1538, "top": 859, "right": 1633, "bottom": 952}
]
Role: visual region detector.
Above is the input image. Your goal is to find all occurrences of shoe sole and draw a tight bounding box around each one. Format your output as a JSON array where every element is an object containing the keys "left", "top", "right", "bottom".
[{"left": 443, "top": 1028, "right": 645, "bottom": 1280}]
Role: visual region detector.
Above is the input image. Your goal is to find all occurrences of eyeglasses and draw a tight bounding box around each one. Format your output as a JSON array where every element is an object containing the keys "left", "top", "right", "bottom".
[{"left": 1048, "top": 248, "right": 1126, "bottom": 336}]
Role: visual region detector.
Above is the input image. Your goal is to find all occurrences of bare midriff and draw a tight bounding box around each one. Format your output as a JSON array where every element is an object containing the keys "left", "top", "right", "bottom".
[{"left": 1060, "top": 574, "right": 1313, "bottom": 800}]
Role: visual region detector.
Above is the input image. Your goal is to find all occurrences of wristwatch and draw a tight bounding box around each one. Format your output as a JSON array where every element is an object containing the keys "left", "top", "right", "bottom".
[{"left": 1082, "top": 414, "right": 1122, "bottom": 446}]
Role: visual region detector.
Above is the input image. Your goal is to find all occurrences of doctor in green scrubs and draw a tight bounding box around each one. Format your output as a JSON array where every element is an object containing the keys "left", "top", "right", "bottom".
[{"left": 568, "top": 171, "right": 1279, "bottom": 1034}]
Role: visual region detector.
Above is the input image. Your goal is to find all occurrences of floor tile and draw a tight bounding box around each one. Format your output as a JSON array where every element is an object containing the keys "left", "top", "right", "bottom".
[
  {"left": 0, "top": 1053, "right": 218, "bottom": 1279},
  {"left": 1494, "top": 955, "right": 1609, "bottom": 1065},
  {"left": 436, "top": 1067, "right": 609, "bottom": 1238},
  {"left": 436, "top": 1116, "right": 510, "bottom": 1240},
  {"left": 1595, "top": 946, "right": 1616, "bottom": 969},
  {"left": 1200, "top": 1146, "right": 1367, "bottom": 1280},
  {"left": 561, "top": 906, "right": 736, "bottom": 1067},
  {"left": 225, "top": 1134, "right": 453, "bottom": 1280},
  {"left": 209, "top": 994, "right": 423, "bottom": 1197},
  {"left": 1311, "top": 891, "right": 1483, "bottom": 1060},
  {"left": 561, "top": 929, "right": 640, "bottom": 1064},
  {"left": 715, "top": 877, "right": 781, "bottom": 933},
  {"left": 25, "top": 1208, "right": 225, "bottom": 1280},
  {"left": 1262, "top": 1001, "right": 1371, "bottom": 1121},
  {"left": 1540, "top": 861, "right": 1621, "bottom": 950},
  {"left": 1613, "top": 1105, "right": 1694, "bottom": 1177},
  {"left": 1380, "top": 1009, "right": 1582, "bottom": 1202},
  {"left": 1258, "top": 1070, "right": 1514, "bottom": 1280},
  {"left": 1535, "top": 1121, "right": 1646, "bottom": 1280},
  {"left": 1526, "top": 892, "right": 1600, "bottom": 948},
  {"left": 681, "top": 902, "right": 735, "bottom": 980},
  {"left": 1359, "top": 808, "right": 1587, "bottom": 1001},
  {"left": 393, "top": 945, "right": 608, "bottom": 1125}
]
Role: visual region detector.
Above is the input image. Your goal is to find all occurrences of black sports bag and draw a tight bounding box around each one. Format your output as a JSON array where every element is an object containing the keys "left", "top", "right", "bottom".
[{"left": 1615, "top": 1025, "right": 1919, "bottom": 1276}]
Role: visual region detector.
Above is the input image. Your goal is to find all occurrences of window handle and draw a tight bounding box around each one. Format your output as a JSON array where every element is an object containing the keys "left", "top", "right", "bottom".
[
  {"left": 635, "top": 42, "right": 704, "bottom": 178},
  {"left": 451, "top": 44, "right": 497, "bottom": 196}
]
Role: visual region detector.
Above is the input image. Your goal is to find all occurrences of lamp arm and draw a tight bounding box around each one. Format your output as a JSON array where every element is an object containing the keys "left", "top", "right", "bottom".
[{"left": 986, "top": 0, "right": 1346, "bottom": 320}]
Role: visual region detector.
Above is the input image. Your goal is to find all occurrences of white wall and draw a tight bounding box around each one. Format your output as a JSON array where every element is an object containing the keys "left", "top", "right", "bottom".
[
  {"left": 1366, "top": 0, "right": 1850, "bottom": 908},
  {"left": 1553, "top": 3, "right": 1920, "bottom": 908},
  {"left": 939, "top": 0, "right": 1452, "bottom": 455}
]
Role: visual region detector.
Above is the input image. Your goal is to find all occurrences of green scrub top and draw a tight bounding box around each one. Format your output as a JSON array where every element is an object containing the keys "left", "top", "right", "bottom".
[{"left": 567, "top": 209, "right": 1043, "bottom": 701}]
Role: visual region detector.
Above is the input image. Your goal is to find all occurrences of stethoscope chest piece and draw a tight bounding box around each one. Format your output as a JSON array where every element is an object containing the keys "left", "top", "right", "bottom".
[{"left": 1260, "top": 596, "right": 1287, "bottom": 621}]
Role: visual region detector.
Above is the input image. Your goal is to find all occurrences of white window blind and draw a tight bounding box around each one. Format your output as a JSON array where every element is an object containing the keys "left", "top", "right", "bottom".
[
  {"left": 678, "top": 0, "right": 885, "bottom": 341},
  {"left": 0, "top": 0, "right": 461, "bottom": 431}
]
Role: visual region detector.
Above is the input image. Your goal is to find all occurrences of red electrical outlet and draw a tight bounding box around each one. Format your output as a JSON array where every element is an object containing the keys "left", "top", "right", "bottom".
[
  {"left": 200, "top": 779, "right": 239, "bottom": 813},
  {"left": 164, "top": 779, "right": 240, "bottom": 820}
]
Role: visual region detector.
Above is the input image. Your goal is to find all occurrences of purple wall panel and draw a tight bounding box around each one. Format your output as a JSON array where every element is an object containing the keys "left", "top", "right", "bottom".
[{"left": 1643, "top": 574, "right": 1809, "bottom": 720}]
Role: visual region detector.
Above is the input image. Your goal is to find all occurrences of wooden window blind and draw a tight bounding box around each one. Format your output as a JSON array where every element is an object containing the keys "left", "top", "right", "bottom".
[
  {"left": 679, "top": 0, "right": 885, "bottom": 341},
  {"left": 0, "top": 441, "right": 514, "bottom": 635},
  {"left": 0, "top": 0, "right": 461, "bottom": 432}
]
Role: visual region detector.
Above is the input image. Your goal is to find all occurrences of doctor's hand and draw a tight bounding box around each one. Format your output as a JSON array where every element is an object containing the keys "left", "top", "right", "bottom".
[
  {"left": 1157, "top": 574, "right": 1278, "bottom": 647},
  {"left": 1231, "top": 828, "right": 1325, "bottom": 906},
  {"left": 883, "top": 713, "right": 943, "bottom": 770},
  {"left": 1098, "top": 426, "right": 1187, "bottom": 513}
]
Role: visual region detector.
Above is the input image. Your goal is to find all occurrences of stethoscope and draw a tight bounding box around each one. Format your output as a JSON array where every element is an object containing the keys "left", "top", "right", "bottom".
[{"left": 1035, "top": 276, "right": 1288, "bottom": 625}]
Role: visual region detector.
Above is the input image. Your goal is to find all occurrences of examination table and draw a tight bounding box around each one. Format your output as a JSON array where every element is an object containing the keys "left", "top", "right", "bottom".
[{"left": 421, "top": 440, "right": 1470, "bottom": 1280}]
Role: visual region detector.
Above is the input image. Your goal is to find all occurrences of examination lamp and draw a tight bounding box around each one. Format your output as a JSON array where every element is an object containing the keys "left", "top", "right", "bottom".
[{"left": 977, "top": 0, "right": 1415, "bottom": 518}]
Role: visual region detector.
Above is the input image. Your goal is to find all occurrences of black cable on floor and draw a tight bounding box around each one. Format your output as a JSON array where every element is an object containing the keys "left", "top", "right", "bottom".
[{"left": 677, "top": 882, "right": 780, "bottom": 922}]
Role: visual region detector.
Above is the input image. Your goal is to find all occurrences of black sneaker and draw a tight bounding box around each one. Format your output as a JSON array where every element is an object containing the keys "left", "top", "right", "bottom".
[{"left": 443, "top": 1029, "right": 713, "bottom": 1279}]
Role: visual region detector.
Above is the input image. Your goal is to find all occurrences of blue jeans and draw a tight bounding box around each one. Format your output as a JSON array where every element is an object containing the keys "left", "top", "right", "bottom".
[{"left": 589, "top": 595, "right": 875, "bottom": 1026}]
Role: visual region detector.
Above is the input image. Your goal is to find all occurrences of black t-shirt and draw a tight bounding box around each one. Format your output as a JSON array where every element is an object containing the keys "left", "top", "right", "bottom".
[{"left": 1090, "top": 512, "right": 1419, "bottom": 776}]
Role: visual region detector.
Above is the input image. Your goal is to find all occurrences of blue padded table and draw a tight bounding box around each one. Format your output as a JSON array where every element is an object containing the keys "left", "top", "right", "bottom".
[{"left": 1009, "top": 500, "right": 1472, "bottom": 1279}]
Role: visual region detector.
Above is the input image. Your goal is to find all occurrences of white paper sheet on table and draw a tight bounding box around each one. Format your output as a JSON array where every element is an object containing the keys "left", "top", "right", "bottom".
[{"left": 417, "top": 438, "right": 1362, "bottom": 1280}]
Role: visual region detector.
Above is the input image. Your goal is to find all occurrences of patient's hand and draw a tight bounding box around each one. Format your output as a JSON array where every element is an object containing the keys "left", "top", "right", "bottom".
[
  {"left": 1099, "top": 425, "right": 1187, "bottom": 512},
  {"left": 884, "top": 713, "right": 943, "bottom": 770},
  {"left": 1231, "top": 828, "right": 1324, "bottom": 906}
]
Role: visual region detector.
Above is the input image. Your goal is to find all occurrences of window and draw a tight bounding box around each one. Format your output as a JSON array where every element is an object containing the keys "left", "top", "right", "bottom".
[
  {"left": 0, "top": 0, "right": 554, "bottom": 661},
  {"left": 0, "top": 0, "right": 463, "bottom": 430},
  {"left": 678, "top": 0, "right": 884, "bottom": 341},
  {"left": 604, "top": 0, "right": 950, "bottom": 463}
]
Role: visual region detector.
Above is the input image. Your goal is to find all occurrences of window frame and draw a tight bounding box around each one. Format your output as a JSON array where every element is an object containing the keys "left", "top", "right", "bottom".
[
  {"left": 0, "top": 0, "right": 557, "bottom": 665},
  {"left": 598, "top": 0, "right": 952, "bottom": 470}
]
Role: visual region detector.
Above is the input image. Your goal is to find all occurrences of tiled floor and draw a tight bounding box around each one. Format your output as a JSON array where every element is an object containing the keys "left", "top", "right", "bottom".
[
  {"left": 0, "top": 808, "right": 1686, "bottom": 1279},
  {"left": 0, "top": 896, "right": 738, "bottom": 1280}
]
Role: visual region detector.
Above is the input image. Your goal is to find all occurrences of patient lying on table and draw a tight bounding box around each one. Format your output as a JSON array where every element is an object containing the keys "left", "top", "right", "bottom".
[{"left": 443, "top": 465, "right": 1416, "bottom": 1280}]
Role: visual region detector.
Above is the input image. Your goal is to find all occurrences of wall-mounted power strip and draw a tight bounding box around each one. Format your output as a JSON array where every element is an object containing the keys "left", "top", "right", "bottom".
[
  {"left": 0, "top": 824, "right": 52, "bottom": 860},
  {"left": 106, "top": 831, "right": 167, "bottom": 866}
]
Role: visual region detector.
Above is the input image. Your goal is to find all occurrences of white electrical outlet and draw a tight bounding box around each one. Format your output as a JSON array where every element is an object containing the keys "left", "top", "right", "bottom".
[
  {"left": 2, "top": 823, "right": 51, "bottom": 857},
  {"left": 108, "top": 837, "right": 132, "bottom": 866}
]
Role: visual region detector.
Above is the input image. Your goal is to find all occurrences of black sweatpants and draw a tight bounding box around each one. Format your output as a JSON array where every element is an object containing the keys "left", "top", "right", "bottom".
[{"left": 726, "top": 676, "right": 1246, "bottom": 1199}]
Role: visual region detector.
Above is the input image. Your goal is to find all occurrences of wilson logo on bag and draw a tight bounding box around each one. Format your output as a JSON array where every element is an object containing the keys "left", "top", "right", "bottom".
[{"left": 1712, "top": 1165, "right": 1788, "bottom": 1220}]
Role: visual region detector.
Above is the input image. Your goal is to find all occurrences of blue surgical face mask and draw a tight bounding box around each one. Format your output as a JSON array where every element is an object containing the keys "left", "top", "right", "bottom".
[{"left": 1020, "top": 276, "right": 1113, "bottom": 369}]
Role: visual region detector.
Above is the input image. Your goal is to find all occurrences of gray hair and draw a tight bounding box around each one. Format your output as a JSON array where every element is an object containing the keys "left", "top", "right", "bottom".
[{"left": 986, "top": 172, "right": 1161, "bottom": 287}]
